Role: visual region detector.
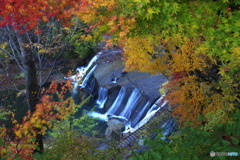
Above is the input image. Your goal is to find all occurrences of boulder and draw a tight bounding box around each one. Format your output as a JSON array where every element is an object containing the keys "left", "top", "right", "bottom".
[{"left": 105, "top": 118, "right": 125, "bottom": 141}]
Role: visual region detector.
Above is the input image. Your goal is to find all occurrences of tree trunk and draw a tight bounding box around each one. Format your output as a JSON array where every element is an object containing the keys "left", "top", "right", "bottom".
[
  {"left": 23, "top": 52, "right": 38, "bottom": 112},
  {"left": 18, "top": 34, "right": 44, "bottom": 153}
]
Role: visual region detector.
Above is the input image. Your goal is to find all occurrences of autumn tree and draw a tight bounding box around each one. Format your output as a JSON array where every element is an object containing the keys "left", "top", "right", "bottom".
[
  {"left": 73, "top": 1, "right": 240, "bottom": 158},
  {"left": 0, "top": 0, "right": 239, "bottom": 158},
  {"left": 0, "top": 80, "right": 81, "bottom": 159},
  {"left": 77, "top": 0, "right": 240, "bottom": 126},
  {"left": 0, "top": 0, "right": 78, "bottom": 109},
  {"left": 0, "top": 0, "right": 92, "bottom": 154}
]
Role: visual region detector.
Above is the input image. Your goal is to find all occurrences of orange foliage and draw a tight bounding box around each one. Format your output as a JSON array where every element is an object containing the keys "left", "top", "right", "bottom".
[
  {"left": 0, "top": 80, "right": 77, "bottom": 159},
  {"left": 163, "top": 75, "right": 224, "bottom": 126},
  {"left": 120, "top": 35, "right": 222, "bottom": 126}
]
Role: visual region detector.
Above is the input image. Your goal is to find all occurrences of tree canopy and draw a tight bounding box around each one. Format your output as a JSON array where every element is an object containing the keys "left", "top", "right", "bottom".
[
  {"left": 0, "top": 0, "right": 240, "bottom": 159},
  {"left": 77, "top": 0, "right": 240, "bottom": 126}
]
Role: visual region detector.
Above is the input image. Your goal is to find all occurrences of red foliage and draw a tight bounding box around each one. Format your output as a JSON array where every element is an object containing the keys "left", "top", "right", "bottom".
[
  {"left": 171, "top": 71, "right": 187, "bottom": 81},
  {"left": 0, "top": 0, "right": 87, "bottom": 33}
]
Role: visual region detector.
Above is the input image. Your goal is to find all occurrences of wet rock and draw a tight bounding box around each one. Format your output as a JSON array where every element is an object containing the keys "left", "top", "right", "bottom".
[
  {"left": 93, "top": 59, "right": 167, "bottom": 103},
  {"left": 161, "top": 118, "right": 178, "bottom": 140},
  {"left": 105, "top": 118, "right": 125, "bottom": 141}
]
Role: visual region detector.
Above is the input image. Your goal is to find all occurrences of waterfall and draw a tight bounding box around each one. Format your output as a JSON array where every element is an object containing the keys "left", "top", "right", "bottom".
[
  {"left": 146, "top": 95, "right": 166, "bottom": 114},
  {"left": 88, "top": 91, "right": 167, "bottom": 134},
  {"left": 80, "top": 65, "right": 97, "bottom": 88},
  {"left": 96, "top": 87, "right": 108, "bottom": 109},
  {"left": 66, "top": 49, "right": 169, "bottom": 136},
  {"left": 84, "top": 55, "right": 98, "bottom": 72},
  {"left": 130, "top": 101, "right": 150, "bottom": 128},
  {"left": 106, "top": 87, "right": 126, "bottom": 115},
  {"left": 88, "top": 111, "right": 108, "bottom": 121},
  {"left": 65, "top": 55, "right": 98, "bottom": 92},
  {"left": 123, "top": 95, "right": 167, "bottom": 134},
  {"left": 118, "top": 88, "right": 141, "bottom": 119}
]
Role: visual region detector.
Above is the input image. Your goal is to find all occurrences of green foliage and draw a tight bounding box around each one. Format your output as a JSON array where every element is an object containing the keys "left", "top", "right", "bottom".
[
  {"left": 130, "top": 110, "right": 240, "bottom": 160},
  {"left": 0, "top": 107, "right": 11, "bottom": 121},
  {"left": 48, "top": 114, "right": 100, "bottom": 139},
  {"left": 36, "top": 115, "right": 126, "bottom": 160},
  {"left": 39, "top": 131, "right": 97, "bottom": 160},
  {"left": 203, "top": 109, "right": 228, "bottom": 131},
  {"left": 47, "top": 94, "right": 96, "bottom": 136},
  {"left": 31, "top": 94, "right": 100, "bottom": 159},
  {"left": 14, "top": 72, "right": 25, "bottom": 79},
  {"left": 0, "top": 42, "right": 10, "bottom": 62},
  {"left": 66, "top": 30, "right": 96, "bottom": 59},
  {"left": 64, "top": 18, "right": 98, "bottom": 59},
  {"left": 95, "top": 145, "right": 126, "bottom": 160},
  {"left": 71, "top": 40, "right": 95, "bottom": 59},
  {"left": 72, "top": 114, "right": 100, "bottom": 136}
]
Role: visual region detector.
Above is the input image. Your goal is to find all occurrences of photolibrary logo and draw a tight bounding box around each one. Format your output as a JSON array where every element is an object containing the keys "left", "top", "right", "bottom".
[
  {"left": 210, "top": 151, "right": 215, "bottom": 157},
  {"left": 210, "top": 151, "right": 238, "bottom": 157}
]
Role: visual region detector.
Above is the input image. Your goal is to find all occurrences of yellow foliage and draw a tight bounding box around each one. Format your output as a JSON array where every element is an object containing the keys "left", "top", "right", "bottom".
[
  {"left": 159, "top": 81, "right": 169, "bottom": 95},
  {"left": 231, "top": 47, "right": 240, "bottom": 65},
  {"left": 0, "top": 42, "right": 8, "bottom": 54},
  {"left": 74, "top": 0, "right": 116, "bottom": 23},
  {"left": 169, "top": 39, "right": 209, "bottom": 74},
  {"left": 123, "top": 36, "right": 154, "bottom": 72},
  {"left": 122, "top": 36, "right": 212, "bottom": 77},
  {"left": 15, "top": 130, "right": 22, "bottom": 138}
]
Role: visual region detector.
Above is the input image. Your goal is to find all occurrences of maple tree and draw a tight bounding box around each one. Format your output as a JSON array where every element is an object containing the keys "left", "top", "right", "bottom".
[
  {"left": 0, "top": 0, "right": 91, "bottom": 156},
  {"left": 0, "top": 0, "right": 81, "bottom": 33},
  {"left": 73, "top": 0, "right": 240, "bottom": 157},
  {"left": 0, "top": 22, "right": 72, "bottom": 154},
  {"left": 0, "top": 0, "right": 240, "bottom": 158},
  {"left": 77, "top": 0, "right": 240, "bottom": 127},
  {"left": 0, "top": 80, "right": 79, "bottom": 159}
]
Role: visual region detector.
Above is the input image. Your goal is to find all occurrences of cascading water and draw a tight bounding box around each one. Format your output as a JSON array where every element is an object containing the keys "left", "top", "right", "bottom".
[
  {"left": 146, "top": 95, "right": 166, "bottom": 114},
  {"left": 130, "top": 101, "right": 150, "bottom": 128},
  {"left": 123, "top": 95, "right": 167, "bottom": 134},
  {"left": 88, "top": 88, "right": 167, "bottom": 134},
  {"left": 106, "top": 87, "right": 126, "bottom": 115},
  {"left": 96, "top": 87, "right": 108, "bottom": 109},
  {"left": 80, "top": 65, "right": 97, "bottom": 88},
  {"left": 64, "top": 55, "right": 98, "bottom": 93},
  {"left": 118, "top": 88, "right": 141, "bottom": 119},
  {"left": 65, "top": 50, "right": 168, "bottom": 135}
]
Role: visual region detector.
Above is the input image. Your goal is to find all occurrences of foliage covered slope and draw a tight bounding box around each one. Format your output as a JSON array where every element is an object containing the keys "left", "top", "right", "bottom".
[{"left": 0, "top": 0, "right": 239, "bottom": 159}]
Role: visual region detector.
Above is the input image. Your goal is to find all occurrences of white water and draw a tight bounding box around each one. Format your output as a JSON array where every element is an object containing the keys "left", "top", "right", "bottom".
[
  {"left": 80, "top": 65, "right": 97, "bottom": 88},
  {"left": 130, "top": 101, "right": 150, "bottom": 128},
  {"left": 106, "top": 87, "right": 126, "bottom": 115},
  {"left": 84, "top": 55, "right": 98, "bottom": 72},
  {"left": 123, "top": 95, "right": 167, "bottom": 134},
  {"left": 118, "top": 88, "right": 141, "bottom": 119},
  {"left": 111, "top": 77, "right": 118, "bottom": 84},
  {"left": 88, "top": 88, "right": 167, "bottom": 133},
  {"left": 67, "top": 50, "right": 168, "bottom": 134},
  {"left": 64, "top": 55, "right": 98, "bottom": 93},
  {"left": 96, "top": 87, "right": 108, "bottom": 109},
  {"left": 88, "top": 111, "right": 108, "bottom": 120}
]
